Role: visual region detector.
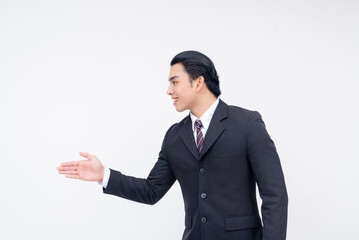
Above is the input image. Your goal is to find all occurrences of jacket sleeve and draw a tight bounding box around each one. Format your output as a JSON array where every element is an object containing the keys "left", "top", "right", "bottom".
[
  {"left": 246, "top": 111, "right": 288, "bottom": 240},
  {"left": 103, "top": 124, "right": 177, "bottom": 205}
]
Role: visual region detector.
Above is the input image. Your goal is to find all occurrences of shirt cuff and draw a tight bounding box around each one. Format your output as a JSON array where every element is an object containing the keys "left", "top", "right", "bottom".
[{"left": 98, "top": 167, "right": 110, "bottom": 189}]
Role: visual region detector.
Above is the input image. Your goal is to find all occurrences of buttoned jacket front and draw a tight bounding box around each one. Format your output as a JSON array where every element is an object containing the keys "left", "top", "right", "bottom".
[{"left": 103, "top": 99, "right": 288, "bottom": 240}]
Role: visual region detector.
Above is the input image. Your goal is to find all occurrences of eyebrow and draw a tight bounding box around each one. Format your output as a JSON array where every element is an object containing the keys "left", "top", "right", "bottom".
[{"left": 168, "top": 75, "right": 179, "bottom": 81}]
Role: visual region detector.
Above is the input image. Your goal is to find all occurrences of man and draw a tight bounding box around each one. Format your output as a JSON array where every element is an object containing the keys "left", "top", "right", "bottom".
[{"left": 57, "top": 50, "right": 288, "bottom": 240}]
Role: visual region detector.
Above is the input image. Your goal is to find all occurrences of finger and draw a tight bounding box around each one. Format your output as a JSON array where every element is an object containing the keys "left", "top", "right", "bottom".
[
  {"left": 61, "top": 161, "right": 80, "bottom": 167},
  {"left": 57, "top": 166, "right": 77, "bottom": 171},
  {"left": 58, "top": 170, "right": 78, "bottom": 175},
  {"left": 65, "top": 175, "right": 80, "bottom": 179}
]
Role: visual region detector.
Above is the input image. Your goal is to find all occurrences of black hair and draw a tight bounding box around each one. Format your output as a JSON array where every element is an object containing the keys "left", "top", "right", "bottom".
[{"left": 170, "top": 50, "right": 221, "bottom": 97}]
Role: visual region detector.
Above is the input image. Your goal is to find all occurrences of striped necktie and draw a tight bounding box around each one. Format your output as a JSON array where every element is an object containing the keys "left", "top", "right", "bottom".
[{"left": 195, "top": 119, "right": 204, "bottom": 152}]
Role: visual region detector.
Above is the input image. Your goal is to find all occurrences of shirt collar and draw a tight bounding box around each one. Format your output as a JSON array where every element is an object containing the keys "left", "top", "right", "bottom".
[{"left": 190, "top": 98, "right": 220, "bottom": 132}]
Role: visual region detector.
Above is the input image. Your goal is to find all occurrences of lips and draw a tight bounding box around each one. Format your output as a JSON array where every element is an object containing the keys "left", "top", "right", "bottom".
[{"left": 172, "top": 98, "right": 178, "bottom": 105}]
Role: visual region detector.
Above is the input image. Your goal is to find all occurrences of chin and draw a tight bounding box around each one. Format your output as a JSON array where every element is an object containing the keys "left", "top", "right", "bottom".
[{"left": 175, "top": 105, "right": 186, "bottom": 112}]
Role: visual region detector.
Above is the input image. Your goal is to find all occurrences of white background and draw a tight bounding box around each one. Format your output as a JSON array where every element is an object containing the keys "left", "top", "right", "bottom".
[{"left": 0, "top": 0, "right": 358, "bottom": 239}]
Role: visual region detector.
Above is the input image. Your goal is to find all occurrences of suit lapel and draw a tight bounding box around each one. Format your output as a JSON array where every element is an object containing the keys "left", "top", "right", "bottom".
[
  {"left": 180, "top": 99, "right": 228, "bottom": 160},
  {"left": 199, "top": 99, "right": 228, "bottom": 159}
]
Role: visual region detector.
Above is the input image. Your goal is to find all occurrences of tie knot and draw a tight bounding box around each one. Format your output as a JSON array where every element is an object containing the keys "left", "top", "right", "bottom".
[{"left": 195, "top": 119, "right": 203, "bottom": 129}]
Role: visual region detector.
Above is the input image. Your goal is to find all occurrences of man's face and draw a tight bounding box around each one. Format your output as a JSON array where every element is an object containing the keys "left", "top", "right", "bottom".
[{"left": 167, "top": 63, "right": 196, "bottom": 112}]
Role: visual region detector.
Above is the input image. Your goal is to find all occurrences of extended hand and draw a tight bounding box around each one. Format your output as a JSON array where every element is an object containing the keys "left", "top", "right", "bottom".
[{"left": 57, "top": 152, "right": 105, "bottom": 182}]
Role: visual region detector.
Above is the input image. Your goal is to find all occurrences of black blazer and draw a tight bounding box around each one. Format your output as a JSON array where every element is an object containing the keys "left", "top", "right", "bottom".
[{"left": 103, "top": 99, "right": 288, "bottom": 240}]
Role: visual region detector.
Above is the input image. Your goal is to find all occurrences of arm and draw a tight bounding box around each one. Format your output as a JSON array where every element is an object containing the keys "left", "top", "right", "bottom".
[
  {"left": 57, "top": 125, "right": 177, "bottom": 205},
  {"left": 247, "top": 111, "right": 288, "bottom": 240},
  {"left": 103, "top": 125, "right": 177, "bottom": 205}
]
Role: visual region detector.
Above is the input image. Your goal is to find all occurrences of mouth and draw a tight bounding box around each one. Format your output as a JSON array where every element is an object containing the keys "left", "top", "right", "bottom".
[{"left": 172, "top": 98, "right": 178, "bottom": 105}]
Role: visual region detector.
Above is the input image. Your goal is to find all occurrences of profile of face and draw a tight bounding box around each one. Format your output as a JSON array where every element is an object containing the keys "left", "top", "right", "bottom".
[{"left": 167, "top": 63, "right": 197, "bottom": 112}]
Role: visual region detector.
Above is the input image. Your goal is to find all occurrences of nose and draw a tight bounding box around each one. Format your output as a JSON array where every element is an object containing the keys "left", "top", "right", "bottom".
[{"left": 167, "top": 85, "right": 173, "bottom": 95}]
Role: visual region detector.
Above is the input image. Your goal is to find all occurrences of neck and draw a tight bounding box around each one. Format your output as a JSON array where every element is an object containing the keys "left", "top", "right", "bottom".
[{"left": 190, "top": 95, "right": 217, "bottom": 118}]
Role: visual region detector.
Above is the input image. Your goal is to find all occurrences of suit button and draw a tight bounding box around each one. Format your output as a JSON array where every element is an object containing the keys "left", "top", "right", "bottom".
[
  {"left": 201, "top": 217, "right": 207, "bottom": 223},
  {"left": 201, "top": 193, "right": 207, "bottom": 199},
  {"left": 199, "top": 168, "right": 205, "bottom": 174}
]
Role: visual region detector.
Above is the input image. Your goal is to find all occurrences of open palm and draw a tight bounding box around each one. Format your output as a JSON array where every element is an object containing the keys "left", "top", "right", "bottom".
[{"left": 57, "top": 152, "right": 104, "bottom": 182}]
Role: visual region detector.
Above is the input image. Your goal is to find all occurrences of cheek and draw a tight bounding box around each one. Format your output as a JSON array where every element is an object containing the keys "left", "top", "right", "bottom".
[
  {"left": 183, "top": 88, "right": 194, "bottom": 99},
  {"left": 181, "top": 90, "right": 191, "bottom": 101}
]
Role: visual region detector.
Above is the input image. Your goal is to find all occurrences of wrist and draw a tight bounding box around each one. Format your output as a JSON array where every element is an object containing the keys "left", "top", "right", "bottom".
[{"left": 99, "top": 166, "right": 105, "bottom": 182}]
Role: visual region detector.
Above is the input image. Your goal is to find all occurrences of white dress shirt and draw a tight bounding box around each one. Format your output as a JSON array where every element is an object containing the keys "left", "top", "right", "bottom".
[
  {"left": 189, "top": 98, "right": 219, "bottom": 140},
  {"left": 99, "top": 98, "right": 220, "bottom": 188}
]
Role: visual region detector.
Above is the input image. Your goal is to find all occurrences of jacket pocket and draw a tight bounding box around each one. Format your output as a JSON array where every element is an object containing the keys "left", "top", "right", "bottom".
[
  {"left": 185, "top": 215, "right": 192, "bottom": 229},
  {"left": 224, "top": 215, "right": 261, "bottom": 231}
]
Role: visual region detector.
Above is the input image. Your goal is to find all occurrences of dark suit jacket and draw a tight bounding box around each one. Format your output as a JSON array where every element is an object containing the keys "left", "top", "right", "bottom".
[{"left": 103, "top": 99, "right": 288, "bottom": 240}]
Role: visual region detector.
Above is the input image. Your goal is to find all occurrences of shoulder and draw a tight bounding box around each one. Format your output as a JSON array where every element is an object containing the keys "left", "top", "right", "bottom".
[
  {"left": 225, "top": 104, "right": 268, "bottom": 137},
  {"left": 163, "top": 115, "right": 188, "bottom": 137},
  {"left": 226, "top": 103, "right": 261, "bottom": 122}
]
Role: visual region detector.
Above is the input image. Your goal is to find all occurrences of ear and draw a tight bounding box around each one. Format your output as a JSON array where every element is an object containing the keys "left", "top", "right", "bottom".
[{"left": 195, "top": 76, "right": 205, "bottom": 92}]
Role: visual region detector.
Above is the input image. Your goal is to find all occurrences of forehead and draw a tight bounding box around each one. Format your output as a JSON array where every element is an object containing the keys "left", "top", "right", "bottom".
[{"left": 168, "top": 63, "right": 188, "bottom": 80}]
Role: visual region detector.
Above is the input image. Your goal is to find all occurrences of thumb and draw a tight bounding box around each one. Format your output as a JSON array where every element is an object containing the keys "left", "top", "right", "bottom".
[{"left": 79, "top": 152, "right": 89, "bottom": 158}]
